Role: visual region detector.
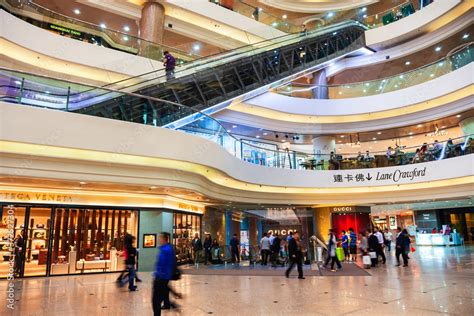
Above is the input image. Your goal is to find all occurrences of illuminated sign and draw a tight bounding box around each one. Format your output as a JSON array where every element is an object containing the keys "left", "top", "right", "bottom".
[
  {"left": 49, "top": 24, "right": 82, "bottom": 36},
  {"left": 331, "top": 206, "right": 353, "bottom": 212},
  {"left": 0, "top": 192, "right": 73, "bottom": 203}
]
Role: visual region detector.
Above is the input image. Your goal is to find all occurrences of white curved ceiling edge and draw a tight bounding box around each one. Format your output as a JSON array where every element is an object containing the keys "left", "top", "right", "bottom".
[
  {"left": 258, "top": 0, "right": 378, "bottom": 13},
  {"left": 213, "top": 95, "right": 473, "bottom": 134},
  {"left": 239, "top": 65, "right": 472, "bottom": 116},
  {"left": 0, "top": 101, "right": 473, "bottom": 192},
  {"left": 365, "top": 0, "right": 462, "bottom": 49},
  {"left": 325, "top": 9, "right": 474, "bottom": 78}
]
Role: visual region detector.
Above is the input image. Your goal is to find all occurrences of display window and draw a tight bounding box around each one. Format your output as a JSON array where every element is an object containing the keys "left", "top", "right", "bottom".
[
  {"left": 50, "top": 208, "right": 138, "bottom": 275},
  {"left": 0, "top": 204, "right": 138, "bottom": 278},
  {"left": 173, "top": 212, "right": 201, "bottom": 264}
]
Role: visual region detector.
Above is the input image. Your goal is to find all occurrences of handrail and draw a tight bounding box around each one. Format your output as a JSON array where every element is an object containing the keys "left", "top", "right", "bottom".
[{"left": 274, "top": 43, "right": 473, "bottom": 98}]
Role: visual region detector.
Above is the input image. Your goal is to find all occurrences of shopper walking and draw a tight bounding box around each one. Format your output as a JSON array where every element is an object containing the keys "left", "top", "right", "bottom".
[
  {"left": 153, "top": 232, "right": 177, "bottom": 315},
  {"left": 192, "top": 233, "right": 203, "bottom": 264},
  {"left": 348, "top": 228, "right": 357, "bottom": 262},
  {"left": 230, "top": 234, "right": 240, "bottom": 264},
  {"left": 285, "top": 231, "right": 304, "bottom": 279},
  {"left": 384, "top": 229, "right": 393, "bottom": 252},
  {"left": 395, "top": 228, "right": 410, "bottom": 267},
  {"left": 260, "top": 232, "right": 271, "bottom": 265},
  {"left": 270, "top": 233, "right": 282, "bottom": 267},
  {"left": 341, "top": 230, "right": 349, "bottom": 261},
  {"left": 327, "top": 229, "right": 342, "bottom": 272},
  {"left": 374, "top": 228, "right": 386, "bottom": 264},
  {"left": 163, "top": 51, "right": 176, "bottom": 80},
  {"left": 119, "top": 235, "right": 137, "bottom": 291},
  {"left": 203, "top": 234, "right": 212, "bottom": 265},
  {"left": 367, "top": 229, "right": 379, "bottom": 267}
]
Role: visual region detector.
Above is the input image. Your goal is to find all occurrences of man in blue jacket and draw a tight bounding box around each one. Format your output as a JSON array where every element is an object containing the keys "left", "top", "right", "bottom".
[{"left": 153, "top": 232, "right": 176, "bottom": 315}]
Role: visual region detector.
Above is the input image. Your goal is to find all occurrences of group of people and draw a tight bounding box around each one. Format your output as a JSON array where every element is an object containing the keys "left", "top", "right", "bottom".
[
  {"left": 358, "top": 227, "right": 411, "bottom": 268},
  {"left": 115, "top": 232, "right": 181, "bottom": 315},
  {"left": 191, "top": 233, "right": 238, "bottom": 265}
]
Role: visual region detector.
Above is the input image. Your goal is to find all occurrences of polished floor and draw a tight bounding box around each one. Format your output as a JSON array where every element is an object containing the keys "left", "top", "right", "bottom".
[{"left": 1, "top": 246, "right": 473, "bottom": 315}]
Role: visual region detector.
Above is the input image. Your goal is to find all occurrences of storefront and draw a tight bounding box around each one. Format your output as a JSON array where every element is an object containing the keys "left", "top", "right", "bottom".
[
  {"left": 330, "top": 206, "right": 371, "bottom": 237},
  {"left": 0, "top": 188, "right": 205, "bottom": 278}
]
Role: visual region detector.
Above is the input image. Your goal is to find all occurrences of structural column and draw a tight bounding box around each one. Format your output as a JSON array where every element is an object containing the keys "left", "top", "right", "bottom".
[
  {"left": 248, "top": 217, "right": 258, "bottom": 247},
  {"left": 312, "top": 136, "right": 336, "bottom": 163},
  {"left": 311, "top": 69, "right": 328, "bottom": 99},
  {"left": 139, "top": 1, "right": 165, "bottom": 56}
]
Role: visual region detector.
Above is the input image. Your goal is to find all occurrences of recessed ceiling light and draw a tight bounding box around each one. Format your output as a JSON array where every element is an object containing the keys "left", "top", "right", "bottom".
[
  {"left": 430, "top": 74, "right": 434, "bottom": 77},
  {"left": 456, "top": 114, "right": 461, "bottom": 118},
  {"left": 79, "top": 181, "right": 87, "bottom": 185},
  {"left": 45, "top": 91, "right": 50, "bottom": 94},
  {"left": 263, "top": 132, "right": 268, "bottom": 136},
  {"left": 399, "top": 75, "right": 404, "bottom": 79},
  {"left": 256, "top": 135, "right": 260, "bottom": 138},
  {"left": 100, "top": 23, "right": 107, "bottom": 28},
  {"left": 150, "top": 186, "right": 157, "bottom": 189},
  {"left": 282, "top": 14, "right": 287, "bottom": 19},
  {"left": 417, "top": 124, "right": 422, "bottom": 128},
  {"left": 340, "top": 135, "right": 345, "bottom": 138},
  {"left": 123, "top": 25, "right": 130, "bottom": 32},
  {"left": 372, "top": 137, "right": 377, "bottom": 140},
  {"left": 377, "top": 132, "right": 382, "bottom": 135},
  {"left": 405, "top": 61, "right": 411, "bottom": 65},
  {"left": 327, "top": 12, "right": 334, "bottom": 18},
  {"left": 193, "top": 44, "right": 201, "bottom": 51},
  {"left": 409, "top": 136, "right": 414, "bottom": 139},
  {"left": 409, "top": 132, "right": 413, "bottom": 135},
  {"left": 462, "top": 33, "right": 469, "bottom": 39},
  {"left": 361, "top": 7, "right": 367, "bottom": 12},
  {"left": 123, "top": 36, "right": 129, "bottom": 41},
  {"left": 232, "top": 125, "right": 237, "bottom": 128},
  {"left": 73, "top": 8, "right": 81, "bottom": 15},
  {"left": 226, "top": 130, "right": 231, "bottom": 133},
  {"left": 441, "top": 126, "right": 446, "bottom": 129},
  {"left": 435, "top": 46, "right": 442, "bottom": 52},
  {"left": 14, "top": 80, "right": 22, "bottom": 85}
]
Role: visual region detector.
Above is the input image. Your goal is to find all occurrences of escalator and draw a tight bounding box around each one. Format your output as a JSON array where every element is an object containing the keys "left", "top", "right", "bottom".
[{"left": 73, "top": 21, "right": 366, "bottom": 128}]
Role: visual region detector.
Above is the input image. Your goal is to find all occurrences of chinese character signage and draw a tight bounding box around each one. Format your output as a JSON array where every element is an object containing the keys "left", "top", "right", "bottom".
[{"left": 333, "top": 167, "right": 427, "bottom": 184}]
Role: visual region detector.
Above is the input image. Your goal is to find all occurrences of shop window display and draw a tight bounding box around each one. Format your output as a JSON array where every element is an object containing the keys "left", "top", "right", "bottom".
[
  {"left": 50, "top": 208, "right": 138, "bottom": 275},
  {"left": 173, "top": 212, "right": 201, "bottom": 264}
]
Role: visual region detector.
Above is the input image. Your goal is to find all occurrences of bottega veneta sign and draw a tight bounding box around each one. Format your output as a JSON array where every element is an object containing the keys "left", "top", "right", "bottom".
[{"left": 0, "top": 192, "right": 73, "bottom": 202}]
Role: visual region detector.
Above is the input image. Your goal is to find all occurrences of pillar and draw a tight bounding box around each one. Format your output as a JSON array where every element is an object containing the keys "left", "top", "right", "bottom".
[
  {"left": 459, "top": 117, "right": 474, "bottom": 136},
  {"left": 248, "top": 217, "right": 258, "bottom": 246},
  {"left": 311, "top": 69, "right": 328, "bottom": 99},
  {"left": 225, "top": 210, "right": 232, "bottom": 245},
  {"left": 139, "top": 1, "right": 165, "bottom": 56},
  {"left": 312, "top": 136, "right": 336, "bottom": 163}
]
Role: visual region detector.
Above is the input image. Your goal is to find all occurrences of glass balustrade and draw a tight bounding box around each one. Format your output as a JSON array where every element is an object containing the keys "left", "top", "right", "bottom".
[
  {"left": 273, "top": 43, "right": 473, "bottom": 99},
  {"left": 1, "top": 0, "right": 432, "bottom": 69},
  {"left": 1, "top": 68, "right": 472, "bottom": 172}
]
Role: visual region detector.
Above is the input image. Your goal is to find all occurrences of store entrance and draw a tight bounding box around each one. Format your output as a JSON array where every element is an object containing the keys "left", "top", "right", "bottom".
[{"left": 0, "top": 205, "right": 52, "bottom": 278}]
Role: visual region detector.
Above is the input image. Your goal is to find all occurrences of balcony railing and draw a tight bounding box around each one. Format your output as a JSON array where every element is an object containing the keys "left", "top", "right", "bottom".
[
  {"left": 273, "top": 43, "right": 473, "bottom": 99},
  {"left": 1, "top": 68, "right": 472, "bottom": 172}
]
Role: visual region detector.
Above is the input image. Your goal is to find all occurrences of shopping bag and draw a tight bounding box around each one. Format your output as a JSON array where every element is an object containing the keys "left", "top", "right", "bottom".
[
  {"left": 336, "top": 247, "right": 344, "bottom": 262},
  {"left": 411, "top": 246, "right": 416, "bottom": 252},
  {"left": 362, "top": 255, "right": 371, "bottom": 265},
  {"left": 369, "top": 251, "right": 377, "bottom": 259}
]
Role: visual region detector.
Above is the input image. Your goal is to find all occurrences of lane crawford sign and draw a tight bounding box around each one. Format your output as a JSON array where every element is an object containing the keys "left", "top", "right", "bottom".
[{"left": 332, "top": 167, "right": 427, "bottom": 184}]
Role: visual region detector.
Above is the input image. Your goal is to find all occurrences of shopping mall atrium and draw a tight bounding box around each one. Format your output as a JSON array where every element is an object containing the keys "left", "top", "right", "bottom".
[{"left": 0, "top": 0, "right": 473, "bottom": 315}]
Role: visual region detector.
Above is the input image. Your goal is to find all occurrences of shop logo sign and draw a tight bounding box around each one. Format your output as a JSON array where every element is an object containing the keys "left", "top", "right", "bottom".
[{"left": 333, "top": 167, "right": 427, "bottom": 184}]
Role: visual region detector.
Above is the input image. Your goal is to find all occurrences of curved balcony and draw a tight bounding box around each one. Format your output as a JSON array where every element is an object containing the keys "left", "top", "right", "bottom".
[
  {"left": 0, "top": 100, "right": 472, "bottom": 205},
  {"left": 274, "top": 43, "right": 473, "bottom": 99},
  {"left": 0, "top": 69, "right": 472, "bottom": 175}
]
